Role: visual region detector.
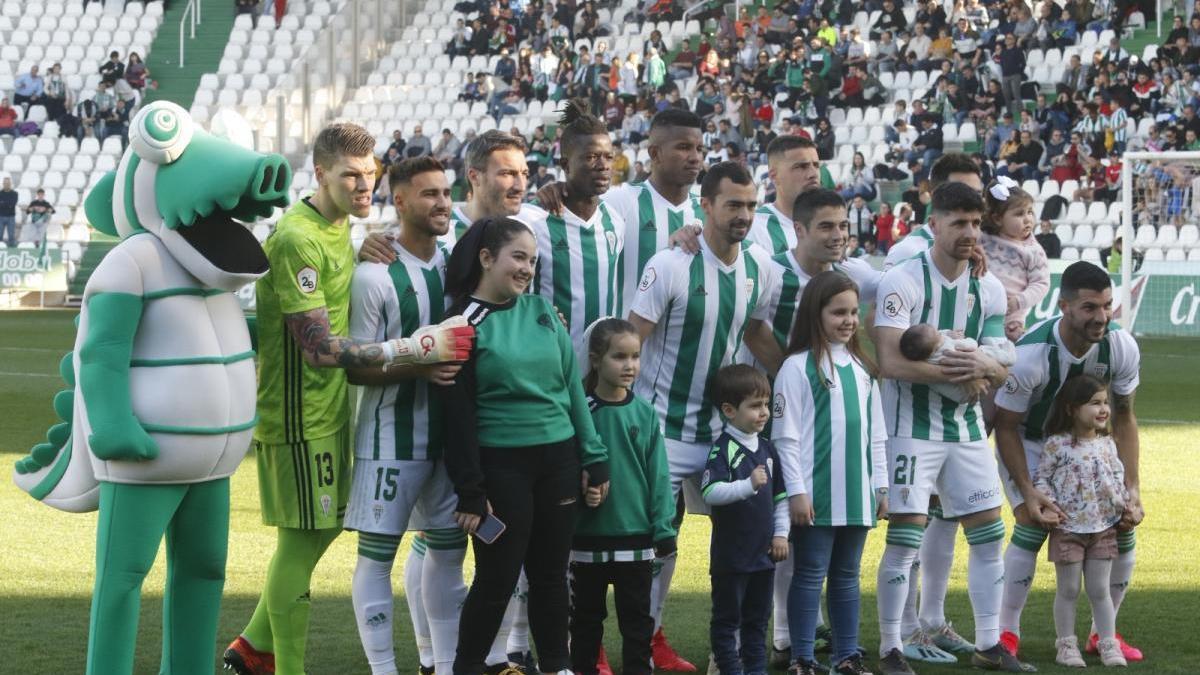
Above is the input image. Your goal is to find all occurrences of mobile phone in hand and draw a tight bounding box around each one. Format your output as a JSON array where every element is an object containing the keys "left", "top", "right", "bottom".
[{"left": 474, "top": 513, "right": 506, "bottom": 544}]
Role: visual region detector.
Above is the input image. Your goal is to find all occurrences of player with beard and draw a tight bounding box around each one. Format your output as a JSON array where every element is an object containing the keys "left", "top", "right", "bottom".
[
  {"left": 872, "top": 183, "right": 1026, "bottom": 675},
  {"left": 884, "top": 153, "right": 984, "bottom": 270},
  {"left": 747, "top": 136, "right": 823, "bottom": 256},
  {"left": 993, "top": 261, "right": 1144, "bottom": 665},
  {"left": 342, "top": 157, "right": 472, "bottom": 675},
  {"left": 629, "top": 162, "right": 783, "bottom": 672}
]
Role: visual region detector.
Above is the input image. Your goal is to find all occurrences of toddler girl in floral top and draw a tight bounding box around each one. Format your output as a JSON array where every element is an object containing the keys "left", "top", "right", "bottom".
[{"left": 1034, "top": 375, "right": 1130, "bottom": 668}]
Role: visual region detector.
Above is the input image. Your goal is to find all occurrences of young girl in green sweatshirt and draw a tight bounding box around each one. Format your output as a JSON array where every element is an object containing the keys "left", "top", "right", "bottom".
[{"left": 570, "top": 317, "right": 676, "bottom": 675}]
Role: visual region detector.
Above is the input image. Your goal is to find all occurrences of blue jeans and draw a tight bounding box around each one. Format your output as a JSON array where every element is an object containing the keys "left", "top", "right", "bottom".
[
  {"left": 0, "top": 216, "right": 16, "bottom": 247},
  {"left": 787, "top": 526, "right": 870, "bottom": 663},
  {"left": 711, "top": 569, "right": 773, "bottom": 675}
]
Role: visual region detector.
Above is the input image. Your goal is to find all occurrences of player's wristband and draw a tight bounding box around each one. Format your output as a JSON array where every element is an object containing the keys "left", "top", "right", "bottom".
[{"left": 380, "top": 340, "right": 397, "bottom": 363}]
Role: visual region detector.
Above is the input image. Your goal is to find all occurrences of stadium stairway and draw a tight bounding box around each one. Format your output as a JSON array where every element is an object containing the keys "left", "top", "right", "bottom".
[
  {"left": 65, "top": 235, "right": 120, "bottom": 305},
  {"left": 143, "top": 1, "right": 238, "bottom": 109}
]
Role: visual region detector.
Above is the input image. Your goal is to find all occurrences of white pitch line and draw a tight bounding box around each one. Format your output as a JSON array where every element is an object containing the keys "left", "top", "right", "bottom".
[
  {"left": 0, "top": 347, "right": 67, "bottom": 353},
  {"left": 0, "top": 371, "right": 58, "bottom": 378}
]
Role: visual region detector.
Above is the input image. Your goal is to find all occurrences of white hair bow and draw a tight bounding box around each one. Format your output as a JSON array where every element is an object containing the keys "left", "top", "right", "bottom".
[{"left": 989, "top": 175, "right": 1019, "bottom": 201}]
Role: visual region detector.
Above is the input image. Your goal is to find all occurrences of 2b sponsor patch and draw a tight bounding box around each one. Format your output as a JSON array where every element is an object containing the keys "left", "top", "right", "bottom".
[
  {"left": 296, "top": 266, "right": 318, "bottom": 294},
  {"left": 882, "top": 292, "right": 903, "bottom": 318},
  {"left": 639, "top": 267, "right": 657, "bottom": 292}
]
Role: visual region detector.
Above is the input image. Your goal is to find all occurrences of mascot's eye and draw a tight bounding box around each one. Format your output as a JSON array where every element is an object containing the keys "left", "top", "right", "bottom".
[{"left": 129, "top": 101, "right": 194, "bottom": 165}]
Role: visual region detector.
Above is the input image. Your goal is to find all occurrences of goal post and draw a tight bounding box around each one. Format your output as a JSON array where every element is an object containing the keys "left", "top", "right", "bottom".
[{"left": 1119, "top": 151, "right": 1200, "bottom": 334}]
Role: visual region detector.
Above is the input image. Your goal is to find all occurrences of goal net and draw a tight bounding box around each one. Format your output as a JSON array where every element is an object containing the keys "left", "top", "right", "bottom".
[{"left": 1119, "top": 151, "right": 1200, "bottom": 337}]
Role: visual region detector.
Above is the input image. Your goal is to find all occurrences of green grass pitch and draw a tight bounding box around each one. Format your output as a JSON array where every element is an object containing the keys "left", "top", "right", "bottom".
[{"left": 0, "top": 309, "right": 1197, "bottom": 673}]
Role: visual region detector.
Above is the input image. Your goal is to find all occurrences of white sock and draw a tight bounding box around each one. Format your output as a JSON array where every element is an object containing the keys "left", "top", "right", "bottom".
[
  {"left": 352, "top": 533, "right": 403, "bottom": 675},
  {"left": 917, "top": 517, "right": 957, "bottom": 630},
  {"left": 405, "top": 538, "right": 434, "bottom": 668},
  {"left": 1084, "top": 559, "right": 1116, "bottom": 639},
  {"left": 964, "top": 522, "right": 1006, "bottom": 651},
  {"left": 651, "top": 553, "right": 677, "bottom": 631},
  {"left": 901, "top": 559, "right": 921, "bottom": 637},
  {"left": 1000, "top": 547, "right": 1038, "bottom": 636},
  {"left": 773, "top": 546, "right": 793, "bottom": 649},
  {"left": 424, "top": 533, "right": 468, "bottom": 674},
  {"left": 877, "top": 543, "right": 921, "bottom": 656},
  {"left": 487, "top": 591, "right": 520, "bottom": 665},
  {"left": 1053, "top": 562, "right": 1083, "bottom": 639},
  {"left": 506, "top": 569, "right": 531, "bottom": 655}
]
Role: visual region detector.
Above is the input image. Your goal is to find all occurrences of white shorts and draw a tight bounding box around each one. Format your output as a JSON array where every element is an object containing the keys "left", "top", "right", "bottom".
[
  {"left": 886, "top": 437, "right": 1003, "bottom": 518},
  {"left": 665, "top": 438, "right": 711, "bottom": 516},
  {"left": 343, "top": 458, "right": 458, "bottom": 535},
  {"left": 998, "top": 437, "right": 1046, "bottom": 510}
]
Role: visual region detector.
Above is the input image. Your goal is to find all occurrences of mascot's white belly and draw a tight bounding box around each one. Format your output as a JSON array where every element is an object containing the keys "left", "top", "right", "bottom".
[{"left": 78, "top": 233, "right": 258, "bottom": 485}]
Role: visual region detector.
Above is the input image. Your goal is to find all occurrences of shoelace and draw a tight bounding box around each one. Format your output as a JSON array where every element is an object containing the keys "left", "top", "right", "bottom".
[{"left": 937, "top": 622, "right": 969, "bottom": 645}]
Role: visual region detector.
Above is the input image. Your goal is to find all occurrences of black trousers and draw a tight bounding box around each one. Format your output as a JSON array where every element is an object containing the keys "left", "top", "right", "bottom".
[
  {"left": 710, "top": 569, "right": 774, "bottom": 675},
  {"left": 569, "top": 559, "right": 654, "bottom": 675},
  {"left": 454, "top": 440, "right": 580, "bottom": 675}
]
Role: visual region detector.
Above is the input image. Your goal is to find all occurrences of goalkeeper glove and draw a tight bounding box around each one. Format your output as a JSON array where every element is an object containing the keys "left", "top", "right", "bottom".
[{"left": 383, "top": 315, "right": 475, "bottom": 365}]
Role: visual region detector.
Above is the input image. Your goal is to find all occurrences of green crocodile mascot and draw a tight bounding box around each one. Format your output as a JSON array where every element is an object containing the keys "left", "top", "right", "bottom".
[{"left": 11, "top": 101, "right": 290, "bottom": 675}]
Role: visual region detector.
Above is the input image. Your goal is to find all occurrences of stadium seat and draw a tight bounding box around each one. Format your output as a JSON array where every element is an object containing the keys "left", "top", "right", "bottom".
[
  {"left": 1165, "top": 249, "right": 1186, "bottom": 262},
  {"left": 1063, "top": 201, "right": 1087, "bottom": 224},
  {"left": 1071, "top": 224, "right": 1094, "bottom": 248},
  {"left": 1061, "top": 247, "right": 1080, "bottom": 260},
  {"left": 1080, "top": 247, "right": 1101, "bottom": 262},
  {"left": 1055, "top": 224, "right": 1073, "bottom": 243},
  {"left": 1178, "top": 225, "right": 1198, "bottom": 247},
  {"left": 1086, "top": 201, "right": 1108, "bottom": 224},
  {"left": 1155, "top": 227, "right": 1179, "bottom": 248},
  {"left": 1144, "top": 248, "right": 1164, "bottom": 261},
  {"left": 1093, "top": 224, "right": 1114, "bottom": 248}
]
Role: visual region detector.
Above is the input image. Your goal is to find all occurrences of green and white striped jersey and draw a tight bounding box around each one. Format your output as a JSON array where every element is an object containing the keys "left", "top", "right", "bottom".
[
  {"left": 602, "top": 181, "right": 706, "bottom": 317},
  {"left": 747, "top": 203, "right": 796, "bottom": 256},
  {"left": 630, "top": 237, "right": 780, "bottom": 444},
  {"left": 883, "top": 226, "right": 934, "bottom": 269},
  {"left": 993, "top": 317, "right": 1140, "bottom": 442},
  {"left": 437, "top": 204, "right": 474, "bottom": 249},
  {"left": 349, "top": 242, "right": 449, "bottom": 460},
  {"left": 771, "top": 345, "right": 889, "bottom": 527},
  {"left": 874, "top": 250, "right": 1007, "bottom": 442},
  {"left": 526, "top": 201, "right": 625, "bottom": 358}
]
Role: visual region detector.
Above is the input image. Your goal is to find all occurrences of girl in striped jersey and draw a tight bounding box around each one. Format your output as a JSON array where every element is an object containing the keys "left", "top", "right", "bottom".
[
  {"left": 571, "top": 318, "right": 676, "bottom": 675},
  {"left": 772, "top": 271, "right": 888, "bottom": 675}
]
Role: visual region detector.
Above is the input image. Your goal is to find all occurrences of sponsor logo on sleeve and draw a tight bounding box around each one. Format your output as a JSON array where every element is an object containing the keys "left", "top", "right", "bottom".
[
  {"left": 297, "top": 266, "right": 318, "bottom": 294},
  {"left": 773, "top": 393, "right": 785, "bottom": 418},
  {"left": 1003, "top": 375, "right": 1018, "bottom": 394},
  {"left": 639, "top": 267, "right": 657, "bottom": 292},
  {"left": 882, "top": 292, "right": 903, "bottom": 318}
]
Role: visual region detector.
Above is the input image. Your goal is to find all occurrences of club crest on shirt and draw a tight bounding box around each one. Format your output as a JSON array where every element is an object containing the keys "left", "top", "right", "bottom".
[
  {"left": 373, "top": 504, "right": 383, "bottom": 523},
  {"left": 882, "top": 292, "right": 903, "bottom": 318},
  {"left": 605, "top": 230, "right": 617, "bottom": 254},
  {"left": 296, "top": 266, "right": 318, "bottom": 294},
  {"left": 638, "top": 267, "right": 657, "bottom": 292},
  {"left": 773, "top": 393, "right": 785, "bottom": 418},
  {"left": 966, "top": 293, "right": 976, "bottom": 314},
  {"left": 1092, "top": 363, "right": 1110, "bottom": 379},
  {"left": 900, "top": 487, "right": 910, "bottom": 504},
  {"left": 744, "top": 278, "right": 755, "bottom": 297}
]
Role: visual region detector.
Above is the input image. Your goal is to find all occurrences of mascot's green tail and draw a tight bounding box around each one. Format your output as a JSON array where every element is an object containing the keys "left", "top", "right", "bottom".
[
  {"left": 13, "top": 351, "right": 75, "bottom": 494},
  {"left": 11, "top": 348, "right": 95, "bottom": 511}
]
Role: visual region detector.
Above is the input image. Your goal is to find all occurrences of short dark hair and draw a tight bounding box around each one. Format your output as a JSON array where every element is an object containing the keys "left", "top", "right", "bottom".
[
  {"left": 558, "top": 98, "right": 610, "bottom": 157},
  {"left": 649, "top": 107, "right": 703, "bottom": 133},
  {"left": 928, "top": 152, "right": 982, "bottom": 189},
  {"left": 700, "top": 161, "right": 753, "bottom": 200},
  {"left": 792, "top": 188, "right": 844, "bottom": 229},
  {"left": 388, "top": 156, "right": 444, "bottom": 192},
  {"left": 766, "top": 134, "right": 817, "bottom": 161},
  {"left": 465, "top": 130, "right": 527, "bottom": 172},
  {"left": 1060, "top": 260, "right": 1112, "bottom": 299},
  {"left": 930, "top": 181, "right": 985, "bottom": 216},
  {"left": 710, "top": 364, "right": 771, "bottom": 410}
]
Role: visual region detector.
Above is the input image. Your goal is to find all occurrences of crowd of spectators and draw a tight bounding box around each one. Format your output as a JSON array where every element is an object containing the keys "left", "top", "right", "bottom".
[{"left": 1, "top": 50, "right": 151, "bottom": 147}]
